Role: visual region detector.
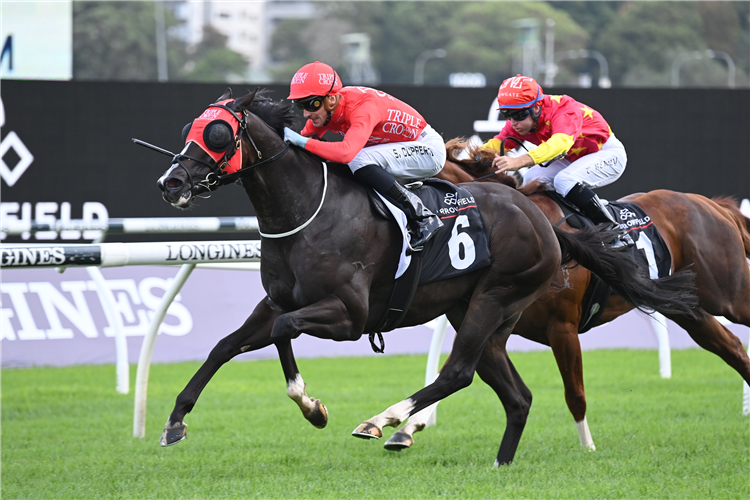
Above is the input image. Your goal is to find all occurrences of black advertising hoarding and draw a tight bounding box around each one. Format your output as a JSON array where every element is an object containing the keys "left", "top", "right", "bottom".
[
  {"left": 1, "top": 81, "right": 268, "bottom": 243},
  {"left": 2, "top": 80, "right": 748, "bottom": 369},
  {"left": 2, "top": 80, "right": 748, "bottom": 244}
]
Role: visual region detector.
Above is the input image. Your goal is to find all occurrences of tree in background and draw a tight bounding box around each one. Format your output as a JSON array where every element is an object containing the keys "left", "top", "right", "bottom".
[
  {"left": 179, "top": 25, "right": 247, "bottom": 83},
  {"left": 550, "top": 1, "right": 622, "bottom": 39},
  {"left": 268, "top": 11, "right": 354, "bottom": 83},
  {"left": 74, "top": 1, "right": 172, "bottom": 80},
  {"left": 269, "top": 1, "right": 589, "bottom": 87},
  {"left": 334, "top": 1, "right": 457, "bottom": 85},
  {"left": 74, "top": 1, "right": 748, "bottom": 87},
  {"left": 74, "top": 1, "right": 246, "bottom": 82},
  {"left": 443, "top": 2, "right": 587, "bottom": 86},
  {"left": 268, "top": 2, "right": 466, "bottom": 84},
  {"left": 596, "top": 1, "right": 748, "bottom": 87}
]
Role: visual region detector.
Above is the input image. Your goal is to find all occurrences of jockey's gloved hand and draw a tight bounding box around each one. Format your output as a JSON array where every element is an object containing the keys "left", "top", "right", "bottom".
[{"left": 284, "top": 127, "right": 309, "bottom": 149}]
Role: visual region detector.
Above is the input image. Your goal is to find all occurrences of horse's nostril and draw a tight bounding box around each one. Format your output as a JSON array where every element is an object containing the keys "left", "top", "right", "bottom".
[{"left": 166, "top": 178, "right": 182, "bottom": 189}]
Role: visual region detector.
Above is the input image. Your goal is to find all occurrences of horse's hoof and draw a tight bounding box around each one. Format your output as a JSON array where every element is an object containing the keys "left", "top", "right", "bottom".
[
  {"left": 160, "top": 421, "right": 187, "bottom": 447},
  {"left": 307, "top": 401, "right": 328, "bottom": 429},
  {"left": 384, "top": 431, "right": 413, "bottom": 451},
  {"left": 351, "top": 422, "right": 382, "bottom": 440}
]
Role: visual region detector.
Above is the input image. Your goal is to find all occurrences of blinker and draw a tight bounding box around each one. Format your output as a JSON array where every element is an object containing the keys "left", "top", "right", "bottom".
[
  {"left": 181, "top": 122, "right": 193, "bottom": 143},
  {"left": 184, "top": 99, "right": 244, "bottom": 174},
  {"left": 203, "top": 120, "right": 234, "bottom": 153}
]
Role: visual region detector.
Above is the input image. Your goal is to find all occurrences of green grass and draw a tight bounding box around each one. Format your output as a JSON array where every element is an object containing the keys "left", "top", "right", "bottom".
[{"left": 2, "top": 349, "right": 748, "bottom": 499}]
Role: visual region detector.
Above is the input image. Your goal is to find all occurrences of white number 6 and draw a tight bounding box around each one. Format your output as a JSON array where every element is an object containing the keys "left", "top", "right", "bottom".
[{"left": 448, "top": 215, "right": 476, "bottom": 270}]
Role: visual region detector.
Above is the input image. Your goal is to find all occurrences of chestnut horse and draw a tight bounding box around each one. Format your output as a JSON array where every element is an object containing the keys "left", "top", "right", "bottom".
[
  {"left": 385, "top": 137, "right": 750, "bottom": 451},
  {"left": 149, "top": 91, "right": 699, "bottom": 466}
]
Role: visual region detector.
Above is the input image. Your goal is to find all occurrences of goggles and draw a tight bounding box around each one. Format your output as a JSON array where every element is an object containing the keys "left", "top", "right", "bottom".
[
  {"left": 500, "top": 107, "right": 532, "bottom": 121},
  {"left": 293, "top": 73, "right": 337, "bottom": 113},
  {"left": 294, "top": 96, "right": 325, "bottom": 112}
]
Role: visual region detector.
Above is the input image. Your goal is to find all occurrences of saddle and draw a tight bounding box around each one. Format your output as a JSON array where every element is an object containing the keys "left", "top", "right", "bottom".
[
  {"left": 543, "top": 192, "right": 672, "bottom": 333},
  {"left": 543, "top": 191, "right": 596, "bottom": 230},
  {"left": 365, "top": 179, "right": 493, "bottom": 352}
]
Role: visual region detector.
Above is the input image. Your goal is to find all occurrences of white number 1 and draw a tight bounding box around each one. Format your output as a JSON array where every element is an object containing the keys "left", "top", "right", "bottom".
[{"left": 635, "top": 231, "right": 659, "bottom": 279}]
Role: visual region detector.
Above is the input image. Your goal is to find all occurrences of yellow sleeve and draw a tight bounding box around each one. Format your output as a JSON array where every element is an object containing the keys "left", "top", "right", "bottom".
[
  {"left": 528, "top": 133, "right": 575, "bottom": 164},
  {"left": 482, "top": 138, "right": 503, "bottom": 152}
]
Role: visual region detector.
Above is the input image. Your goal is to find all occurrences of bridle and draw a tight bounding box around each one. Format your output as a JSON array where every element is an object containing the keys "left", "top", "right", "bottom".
[
  {"left": 176, "top": 102, "right": 291, "bottom": 199},
  {"left": 135, "top": 97, "right": 328, "bottom": 239}
]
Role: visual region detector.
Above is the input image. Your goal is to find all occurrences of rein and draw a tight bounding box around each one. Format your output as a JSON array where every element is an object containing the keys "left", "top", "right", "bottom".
[
  {"left": 209, "top": 102, "right": 329, "bottom": 239},
  {"left": 136, "top": 101, "right": 292, "bottom": 198},
  {"left": 463, "top": 136, "right": 563, "bottom": 183},
  {"left": 189, "top": 102, "right": 292, "bottom": 194},
  {"left": 258, "top": 162, "right": 329, "bottom": 239},
  {"left": 135, "top": 97, "right": 328, "bottom": 239},
  {"left": 215, "top": 142, "right": 290, "bottom": 185}
]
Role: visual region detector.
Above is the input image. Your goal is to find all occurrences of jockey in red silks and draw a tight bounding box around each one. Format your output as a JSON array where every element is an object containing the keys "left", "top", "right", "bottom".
[
  {"left": 485, "top": 74, "right": 633, "bottom": 246},
  {"left": 283, "top": 61, "right": 446, "bottom": 250}
]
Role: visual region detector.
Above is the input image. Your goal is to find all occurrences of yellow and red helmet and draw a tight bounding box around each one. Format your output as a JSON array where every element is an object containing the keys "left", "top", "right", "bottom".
[
  {"left": 287, "top": 61, "right": 343, "bottom": 100},
  {"left": 496, "top": 74, "right": 544, "bottom": 110}
]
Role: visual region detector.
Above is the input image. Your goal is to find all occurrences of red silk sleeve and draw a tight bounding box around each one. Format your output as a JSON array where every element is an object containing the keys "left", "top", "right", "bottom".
[{"left": 303, "top": 103, "right": 382, "bottom": 164}]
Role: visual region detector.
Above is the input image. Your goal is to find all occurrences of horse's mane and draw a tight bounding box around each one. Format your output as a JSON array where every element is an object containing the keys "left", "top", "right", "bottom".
[
  {"left": 221, "top": 88, "right": 301, "bottom": 137},
  {"left": 445, "top": 137, "right": 545, "bottom": 195}
]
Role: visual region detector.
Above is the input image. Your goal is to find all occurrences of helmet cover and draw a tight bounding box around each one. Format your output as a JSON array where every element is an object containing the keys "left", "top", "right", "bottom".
[
  {"left": 497, "top": 75, "right": 544, "bottom": 109},
  {"left": 288, "top": 61, "right": 343, "bottom": 100}
]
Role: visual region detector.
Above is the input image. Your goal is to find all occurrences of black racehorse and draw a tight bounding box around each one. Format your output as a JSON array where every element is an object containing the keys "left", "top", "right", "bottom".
[{"left": 151, "top": 89, "right": 697, "bottom": 466}]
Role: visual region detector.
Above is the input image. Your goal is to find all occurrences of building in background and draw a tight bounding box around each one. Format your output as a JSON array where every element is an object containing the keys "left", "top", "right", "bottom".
[{"left": 168, "top": 0, "right": 316, "bottom": 82}]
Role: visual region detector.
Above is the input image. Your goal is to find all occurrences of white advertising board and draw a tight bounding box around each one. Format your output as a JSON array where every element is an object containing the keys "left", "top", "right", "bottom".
[{"left": 1, "top": 1, "right": 72, "bottom": 80}]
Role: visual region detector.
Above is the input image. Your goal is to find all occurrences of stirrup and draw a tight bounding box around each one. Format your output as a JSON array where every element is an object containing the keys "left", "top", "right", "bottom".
[
  {"left": 614, "top": 231, "right": 635, "bottom": 248},
  {"left": 604, "top": 226, "right": 634, "bottom": 249},
  {"left": 408, "top": 216, "right": 443, "bottom": 251}
]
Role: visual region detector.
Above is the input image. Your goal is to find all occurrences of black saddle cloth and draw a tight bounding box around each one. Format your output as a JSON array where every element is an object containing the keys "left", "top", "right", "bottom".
[
  {"left": 367, "top": 178, "right": 492, "bottom": 285},
  {"left": 367, "top": 178, "right": 492, "bottom": 337},
  {"left": 544, "top": 192, "right": 672, "bottom": 332},
  {"left": 408, "top": 178, "right": 493, "bottom": 285}
]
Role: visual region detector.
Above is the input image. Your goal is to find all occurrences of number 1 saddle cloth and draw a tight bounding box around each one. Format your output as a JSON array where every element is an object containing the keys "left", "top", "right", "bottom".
[{"left": 545, "top": 191, "right": 672, "bottom": 332}]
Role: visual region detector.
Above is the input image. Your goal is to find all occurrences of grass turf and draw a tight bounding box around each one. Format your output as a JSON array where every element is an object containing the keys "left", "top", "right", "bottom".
[{"left": 2, "top": 349, "right": 748, "bottom": 499}]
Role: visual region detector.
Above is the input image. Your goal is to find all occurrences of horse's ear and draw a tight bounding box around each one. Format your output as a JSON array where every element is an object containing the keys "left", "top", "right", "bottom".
[
  {"left": 181, "top": 122, "right": 193, "bottom": 143},
  {"left": 217, "top": 88, "right": 233, "bottom": 101},
  {"left": 234, "top": 88, "right": 259, "bottom": 111}
]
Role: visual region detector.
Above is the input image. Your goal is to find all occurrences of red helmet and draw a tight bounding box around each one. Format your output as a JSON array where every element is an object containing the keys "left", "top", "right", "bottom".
[
  {"left": 497, "top": 75, "right": 544, "bottom": 109},
  {"left": 287, "top": 61, "right": 343, "bottom": 100}
]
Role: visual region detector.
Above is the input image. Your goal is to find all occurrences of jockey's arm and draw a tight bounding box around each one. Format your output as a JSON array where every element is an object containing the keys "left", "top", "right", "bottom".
[
  {"left": 488, "top": 132, "right": 574, "bottom": 173},
  {"left": 302, "top": 107, "right": 379, "bottom": 164},
  {"left": 527, "top": 133, "right": 574, "bottom": 164}
]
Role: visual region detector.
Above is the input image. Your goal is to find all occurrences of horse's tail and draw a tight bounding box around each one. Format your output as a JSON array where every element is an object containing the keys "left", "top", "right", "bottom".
[
  {"left": 553, "top": 225, "right": 699, "bottom": 318},
  {"left": 712, "top": 197, "right": 750, "bottom": 259}
]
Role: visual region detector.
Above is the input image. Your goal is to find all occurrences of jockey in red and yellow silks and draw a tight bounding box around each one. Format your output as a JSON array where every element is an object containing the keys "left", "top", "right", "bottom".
[
  {"left": 283, "top": 61, "right": 446, "bottom": 250},
  {"left": 485, "top": 93, "right": 612, "bottom": 165},
  {"left": 485, "top": 75, "right": 632, "bottom": 247}
]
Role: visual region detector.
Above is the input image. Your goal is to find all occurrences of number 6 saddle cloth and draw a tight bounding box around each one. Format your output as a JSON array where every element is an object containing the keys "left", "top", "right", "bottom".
[
  {"left": 374, "top": 178, "right": 493, "bottom": 286},
  {"left": 367, "top": 178, "right": 492, "bottom": 339}
]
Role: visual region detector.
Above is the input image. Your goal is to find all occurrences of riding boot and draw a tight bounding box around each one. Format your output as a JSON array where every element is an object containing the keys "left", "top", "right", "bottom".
[
  {"left": 353, "top": 165, "right": 444, "bottom": 251},
  {"left": 383, "top": 181, "right": 444, "bottom": 250},
  {"left": 565, "top": 183, "right": 634, "bottom": 248}
]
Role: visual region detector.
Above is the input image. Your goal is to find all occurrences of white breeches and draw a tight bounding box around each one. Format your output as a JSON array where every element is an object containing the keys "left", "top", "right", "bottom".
[
  {"left": 347, "top": 125, "right": 446, "bottom": 180},
  {"left": 523, "top": 134, "right": 627, "bottom": 196}
]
